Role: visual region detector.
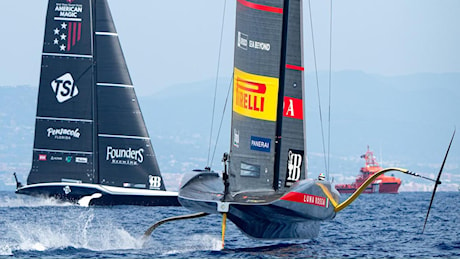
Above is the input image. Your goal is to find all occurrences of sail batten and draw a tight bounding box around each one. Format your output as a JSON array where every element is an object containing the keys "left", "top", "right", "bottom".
[
  {"left": 97, "top": 83, "right": 134, "bottom": 88},
  {"left": 54, "top": 17, "right": 82, "bottom": 22},
  {"left": 36, "top": 116, "right": 93, "bottom": 123},
  {"left": 42, "top": 53, "right": 93, "bottom": 58},
  {"left": 33, "top": 149, "right": 93, "bottom": 155},
  {"left": 98, "top": 134, "right": 150, "bottom": 140},
  {"left": 95, "top": 32, "right": 118, "bottom": 36}
]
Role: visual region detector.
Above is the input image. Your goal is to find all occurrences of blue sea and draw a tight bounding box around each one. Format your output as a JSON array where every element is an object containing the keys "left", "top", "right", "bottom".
[{"left": 0, "top": 191, "right": 459, "bottom": 259}]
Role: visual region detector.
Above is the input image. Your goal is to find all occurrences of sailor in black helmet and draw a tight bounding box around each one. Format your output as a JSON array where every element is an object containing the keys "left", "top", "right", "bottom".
[{"left": 318, "top": 173, "right": 325, "bottom": 181}]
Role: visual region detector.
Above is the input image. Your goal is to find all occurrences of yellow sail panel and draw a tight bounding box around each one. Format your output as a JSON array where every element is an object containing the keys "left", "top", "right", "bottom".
[{"left": 233, "top": 67, "right": 279, "bottom": 121}]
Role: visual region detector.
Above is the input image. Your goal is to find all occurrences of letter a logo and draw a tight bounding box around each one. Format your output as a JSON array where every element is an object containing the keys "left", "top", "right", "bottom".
[
  {"left": 283, "top": 96, "right": 303, "bottom": 119},
  {"left": 50, "top": 73, "right": 79, "bottom": 103}
]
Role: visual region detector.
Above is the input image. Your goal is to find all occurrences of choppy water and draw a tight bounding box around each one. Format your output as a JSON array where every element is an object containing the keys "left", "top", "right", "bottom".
[{"left": 0, "top": 191, "right": 459, "bottom": 258}]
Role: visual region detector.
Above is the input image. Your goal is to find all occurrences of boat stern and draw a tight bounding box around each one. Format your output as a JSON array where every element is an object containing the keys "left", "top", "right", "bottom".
[{"left": 276, "top": 179, "right": 339, "bottom": 221}]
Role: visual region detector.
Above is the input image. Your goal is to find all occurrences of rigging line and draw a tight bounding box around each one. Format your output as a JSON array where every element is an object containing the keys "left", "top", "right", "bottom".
[
  {"left": 206, "top": 0, "right": 228, "bottom": 167},
  {"left": 308, "top": 0, "right": 328, "bottom": 174},
  {"left": 211, "top": 74, "right": 234, "bottom": 167},
  {"left": 327, "top": 0, "right": 333, "bottom": 179}
]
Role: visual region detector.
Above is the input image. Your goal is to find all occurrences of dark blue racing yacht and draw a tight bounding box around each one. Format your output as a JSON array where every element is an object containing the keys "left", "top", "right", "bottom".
[{"left": 15, "top": 0, "right": 179, "bottom": 206}]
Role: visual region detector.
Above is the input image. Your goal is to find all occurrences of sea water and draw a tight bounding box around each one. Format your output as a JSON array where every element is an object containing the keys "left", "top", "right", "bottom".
[{"left": 0, "top": 191, "right": 458, "bottom": 258}]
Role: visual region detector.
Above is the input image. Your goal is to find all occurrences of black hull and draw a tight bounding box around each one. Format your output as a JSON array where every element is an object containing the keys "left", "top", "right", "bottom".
[
  {"left": 16, "top": 183, "right": 180, "bottom": 206},
  {"left": 178, "top": 171, "right": 339, "bottom": 239}
]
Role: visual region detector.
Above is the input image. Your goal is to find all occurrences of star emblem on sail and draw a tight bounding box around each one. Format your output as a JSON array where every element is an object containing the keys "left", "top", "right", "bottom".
[{"left": 52, "top": 21, "right": 81, "bottom": 52}]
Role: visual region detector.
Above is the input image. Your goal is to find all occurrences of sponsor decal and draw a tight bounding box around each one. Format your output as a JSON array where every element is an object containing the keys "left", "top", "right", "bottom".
[
  {"left": 65, "top": 156, "right": 72, "bottom": 163},
  {"left": 39, "top": 154, "right": 47, "bottom": 161},
  {"left": 250, "top": 136, "right": 271, "bottom": 153},
  {"left": 233, "top": 128, "right": 240, "bottom": 148},
  {"left": 55, "top": 2, "right": 82, "bottom": 18},
  {"left": 47, "top": 127, "right": 80, "bottom": 140},
  {"left": 281, "top": 191, "right": 329, "bottom": 208},
  {"left": 106, "top": 146, "right": 144, "bottom": 166},
  {"left": 285, "top": 149, "right": 303, "bottom": 187},
  {"left": 283, "top": 97, "right": 303, "bottom": 119},
  {"left": 63, "top": 185, "right": 71, "bottom": 195},
  {"left": 149, "top": 175, "right": 162, "bottom": 189},
  {"left": 237, "top": 31, "right": 271, "bottom": 52},
  {"left": 50, "top": 156, "right": 63, "bottom": 161},
  {"left": 53, "top": 1, "right": 83, "bottom": 52},
  {"left": 233, "top": 68, "right": 278, "bottom": 121},
  {"left": 51, "top": 73, "right": 79, "bottom": 103},
  {"left": 75, "top": 157, "right": 88, "bottom": 164},
  {"left": 249, "top": 39, "right": 270, "bottom": 51},
  {"left": 237, "top": 32, "right": 248, "bottom": 50}
]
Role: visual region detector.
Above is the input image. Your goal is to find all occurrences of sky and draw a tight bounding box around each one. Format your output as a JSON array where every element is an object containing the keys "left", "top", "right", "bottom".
[
  {"left": 0, "top": 0, "right": 459, "bottom": 96},
  {"left": 0, "top": 0, "right": 459, "bottom": 191}
]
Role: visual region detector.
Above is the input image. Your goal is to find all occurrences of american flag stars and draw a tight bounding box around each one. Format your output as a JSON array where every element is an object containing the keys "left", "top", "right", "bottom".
[{"left": 51, "top": 22, "right": 80, "bottom": 52}]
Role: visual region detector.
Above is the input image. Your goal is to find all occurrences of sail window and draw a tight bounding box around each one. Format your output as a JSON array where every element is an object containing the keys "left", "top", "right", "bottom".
[{"left": 240, "top": 162, "right": 260, "bottom": 177}]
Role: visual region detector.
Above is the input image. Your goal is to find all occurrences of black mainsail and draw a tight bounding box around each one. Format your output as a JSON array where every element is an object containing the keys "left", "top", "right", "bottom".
[
  {"left": 145, "top": 0, "right": 451, "bottom": 245},
  {"left": 230, "top": 0, "right": 305, "bottom": 195},
  {"left": 178, "top": 0, "right": 340, "bottom": 239},
  {"left": 16, "top": 0, "right": 179, "bottom": 206}
]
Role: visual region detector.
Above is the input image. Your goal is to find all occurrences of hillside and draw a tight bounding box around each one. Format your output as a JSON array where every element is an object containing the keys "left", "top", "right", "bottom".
[{"left": 0, "top": 71, "right": 459, "bottom": 191}]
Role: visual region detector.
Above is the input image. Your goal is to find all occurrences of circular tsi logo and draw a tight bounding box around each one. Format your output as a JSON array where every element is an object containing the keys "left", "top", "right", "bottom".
[
  {"left": 50, "top": 73, "right": 79, "bottom": 103},
  {"left": 63, "top": 185, "right": 71, "bottom": 194}
]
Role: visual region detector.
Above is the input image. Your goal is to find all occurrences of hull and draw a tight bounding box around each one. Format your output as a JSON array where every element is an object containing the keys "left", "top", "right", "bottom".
[
  {"left": 336, "top": 182, "right": 401, "bottom": 194},
  {"left": 377, "top": 182, "right": 401, "bottom": 193},
  {"left": 179, "top": 171, "right": 339, "bottom": 239},
  {"left": 16, "top": 182, "right": 180, "bottom": 206}
]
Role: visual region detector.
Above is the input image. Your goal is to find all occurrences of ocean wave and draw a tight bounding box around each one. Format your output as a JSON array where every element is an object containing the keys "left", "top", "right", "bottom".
[{"left": 0, "top": 194, "right": 74, "bottom": 208}]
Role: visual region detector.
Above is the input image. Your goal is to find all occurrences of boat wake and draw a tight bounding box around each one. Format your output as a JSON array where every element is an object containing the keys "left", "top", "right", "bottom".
[
  {"left": 148, "top": 234, "right": 222, "bottom": 256},
  {"left": 1, "top": 209, "right": 143, "bottom": 255},
  {"left": 0, "top": 194, "right": 74, "bottom": 208},
  {"left": 223, "top": 241, "right": 313, "bottom": 258}
]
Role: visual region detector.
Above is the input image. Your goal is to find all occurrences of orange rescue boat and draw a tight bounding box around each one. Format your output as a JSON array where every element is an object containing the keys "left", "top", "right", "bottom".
[{"left": 335, "top": 146, "right": 401, "bottom": 194}]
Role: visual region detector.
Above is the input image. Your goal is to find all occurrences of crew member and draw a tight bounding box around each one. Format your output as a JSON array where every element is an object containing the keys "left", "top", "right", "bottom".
[{"left": 318, "top": 172, "right": 325, "bottom": 181}]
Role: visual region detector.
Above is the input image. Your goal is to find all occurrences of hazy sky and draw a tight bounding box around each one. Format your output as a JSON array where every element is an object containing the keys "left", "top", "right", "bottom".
[
  {"left": 0, "top": 1, "right": 459, "bottom": 191},
  {"left": 0, "top": 0, "right": 459, "bottom": 96}
]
